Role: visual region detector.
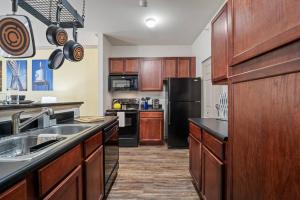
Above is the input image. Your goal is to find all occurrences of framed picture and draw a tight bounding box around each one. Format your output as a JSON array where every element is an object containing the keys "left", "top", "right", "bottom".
[
  {"left": 32, "top": 60, "right": 53, "bottom": 91},
  {"left": 6, "top": 60, "right": 27, "bottom": 91},
  {"left": 0, "top": 61, "right": 2, "bottom": 91}
]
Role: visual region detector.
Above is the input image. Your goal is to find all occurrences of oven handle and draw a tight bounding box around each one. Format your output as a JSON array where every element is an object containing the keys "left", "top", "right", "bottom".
[{"left": 104, "top": 120, "right": 119, "bottom": 132}]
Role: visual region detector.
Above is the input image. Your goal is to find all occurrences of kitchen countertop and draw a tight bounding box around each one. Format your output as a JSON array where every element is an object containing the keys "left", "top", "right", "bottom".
[
  {"left": 0, "top": 102, "right": 84, "bottom": 110},
  {"left": 139, "top": 109, "right": 164, "bottom": 112},
  {"left": 189, "top": 118, "right": 228, "bottom": 141},
  {"left": 0, "top": 116, "right": 117, "bottom": 193}
]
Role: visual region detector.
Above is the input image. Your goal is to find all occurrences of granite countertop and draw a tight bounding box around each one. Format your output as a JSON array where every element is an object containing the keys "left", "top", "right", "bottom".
[
  {"left": 189, "top": 118, "right": 228, "bottom": 141},
  {"left": 0, "top": 116, "right": 117, "bottom": 192},
  {"left": 0, "top": 102, "right": 84, "bottom": 110},
  {"left": 139, "top": 109, "right": 164, "bottom": 112}
]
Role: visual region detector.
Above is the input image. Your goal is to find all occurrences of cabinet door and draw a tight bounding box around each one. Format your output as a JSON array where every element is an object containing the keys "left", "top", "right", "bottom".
[
  {"left": 43, "top": 166, "right": 82, "bottom": 200},
  {"left": 211, "top": 3, "right": 228, "bottom": 83},
  {"left": 125, "top": 58, "right": 139, "bottom": 74},
  {"left": 202, "top": 147, "right": 224, "bottom": 200},
  {"left": 109, "top": 58, "right": 124, "bottom": 74},
  {"left": 140, "top": 58, "right": 163, "bottom": 91},
  {"left": 189, "top": 135, "right": 201, "bottom": 191},
  {"left": 163, "top": 57, "right": 177, "bottom": 79},
  {"left": 85, "top": 146, "right": 104, "bottom": 200},
  {"left": 0, "top": 180, "right": 27, "bottom": 200},
  {"left": 139, "top": 117, "right": 163, "bottom": 144},
  {"left": 228, "top": 0, "right": 300, "bottom": 65},
  {"left": 178, "top": 58, "right": 191, "bottom": 78}
]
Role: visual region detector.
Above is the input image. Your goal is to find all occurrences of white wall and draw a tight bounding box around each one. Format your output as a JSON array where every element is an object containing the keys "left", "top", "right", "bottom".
[
  {"left": 110, "top": 46, "right": 193, "bottom": 58},
  {"left": 191, "top": 1, "right": 227, "bottom": 118}
]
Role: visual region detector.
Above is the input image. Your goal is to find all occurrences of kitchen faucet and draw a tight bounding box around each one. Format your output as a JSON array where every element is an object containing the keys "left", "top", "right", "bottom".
[{"left": 12, "top": 107, "right": 54, "bottom": 135}]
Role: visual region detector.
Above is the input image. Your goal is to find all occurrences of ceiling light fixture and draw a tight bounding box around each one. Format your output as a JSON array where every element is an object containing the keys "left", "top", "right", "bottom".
[
  {"left": 139, "top": 0, "right": 148, "bottom": 7},
  {"left": 145, "top": 17, "right": 157, "bottom": 28}
]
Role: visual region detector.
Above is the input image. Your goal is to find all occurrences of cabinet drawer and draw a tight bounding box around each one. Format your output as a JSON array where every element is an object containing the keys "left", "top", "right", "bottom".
[
  {"left": 202, "top": 131, "right": 225, "bottom": 160},
  {"left": 189, "top": 122, "right": 201, "bottom": 141},
  {"left": 38, "top": 145, "right": 82, "bottom": 197},
  {"left": 0, "top": 180, "right": 27, "bottom": 200},
  {"left": 140, "top": 112, "right": 163, "bottom": 118},
  {"left": 84, "top": 132, "right": 102, "bottom": 158}
]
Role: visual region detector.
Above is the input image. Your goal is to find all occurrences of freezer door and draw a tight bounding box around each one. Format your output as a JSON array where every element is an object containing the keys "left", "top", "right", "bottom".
[
  {"left": 168, "top": 101, "right": 201, "bottom": 148},
  {"left": 169, "top": 78, "right": 201, "bottom": 101}
]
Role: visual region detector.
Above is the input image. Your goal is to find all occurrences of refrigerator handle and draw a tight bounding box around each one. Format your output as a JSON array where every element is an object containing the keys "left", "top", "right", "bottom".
[{"left": 168, "top": 102, "right": 171, "bottom": 125}]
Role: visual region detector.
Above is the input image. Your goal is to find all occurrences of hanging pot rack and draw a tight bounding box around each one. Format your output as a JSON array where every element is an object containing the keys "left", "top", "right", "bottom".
[{"left": 17, "top": 0, "right": 85, "bottom": 28}]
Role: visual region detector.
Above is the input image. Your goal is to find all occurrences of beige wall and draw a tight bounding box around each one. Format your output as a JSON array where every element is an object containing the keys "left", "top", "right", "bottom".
[{"left": 0, "top": 48, "right": 99, "bottom": 116}]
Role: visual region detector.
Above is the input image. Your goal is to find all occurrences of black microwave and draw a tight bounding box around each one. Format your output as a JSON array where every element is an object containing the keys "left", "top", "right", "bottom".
[{"left": 109, "top": 75, "right": 138, "bottom": 91}]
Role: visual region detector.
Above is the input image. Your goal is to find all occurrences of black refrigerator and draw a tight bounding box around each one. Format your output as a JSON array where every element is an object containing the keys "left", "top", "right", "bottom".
[{"left": 165, "top": 78, "right": 201, "bottom": 148}]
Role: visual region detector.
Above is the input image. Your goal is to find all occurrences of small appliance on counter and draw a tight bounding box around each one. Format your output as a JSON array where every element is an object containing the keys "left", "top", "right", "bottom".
[
  {"left": 152, "top": 98, "right": 160, "bottom": 109},
  {"left": 106, "top": 98, "right": 139, "bottom": 147}
]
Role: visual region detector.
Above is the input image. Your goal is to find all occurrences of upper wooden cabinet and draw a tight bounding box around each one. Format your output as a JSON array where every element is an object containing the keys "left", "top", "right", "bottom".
[
  {"left": 163, "top": 57, "right": 178, "bottom": 79},
  {"left": 109, "top": 58, "right": 124, "bottom": 74},
  {"left": 139, "top": 58, "right": 163, "bottom": 91},
  {"left": 227, "top": 0, "right": 300, "bottom": 65},
  {"left": 109, "top": 58, "right": 139, "bottom": 74},
  {"left": 178, "top": 57, "right": 196, "bottom": 78},
  {"left": 211, "top": 3, "right": 228, "bottom": 84},
  {"left": 125, "top": 58, "right": 139, "bottom": 74}
]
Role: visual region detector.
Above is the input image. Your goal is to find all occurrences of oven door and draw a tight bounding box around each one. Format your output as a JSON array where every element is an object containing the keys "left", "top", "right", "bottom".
[{"left": 104, "top": 122, "right": 119, "bottom": 185}]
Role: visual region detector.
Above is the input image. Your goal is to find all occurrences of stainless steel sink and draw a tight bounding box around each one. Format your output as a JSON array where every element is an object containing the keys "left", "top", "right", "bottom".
[
  {"left": 0, "top": 124, "right": 93, "bottom": 161},
  {"left": 32, "top": 124, "right": 93, "bottom": 135},
  {"left": 0, "top": 135, "right": 66, "bottom": 161}
]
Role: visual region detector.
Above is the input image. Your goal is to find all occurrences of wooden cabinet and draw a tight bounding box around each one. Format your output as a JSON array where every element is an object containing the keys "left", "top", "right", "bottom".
[
  {"left": 163, "top": 57, "right": 178, "bottom": 79},
  {"left": 110, "top": 58, "right": 139, "bottom": 74},
  {"left": 227, "top": 0, "right": 300, "bottom": 65},
  {"left": 139, "top": 112, "right": 164, "bottom": 145},
  {"left": 189, "top": 135, "right": 201, "bottom": 191},
  {"left": 211, "top": 3, "right": 228, "bottom": 84},
  {"left": 85, "top": 146, "right": 104, "bottom": 200},
  {"left": 125, "top": 58, "right": 139, "bottom": 74},
  {"left": 0, "top": 180, "right": 27, "bottom": 200},
  {"left": 189, "top": 122, "right": 226, "bottom": 199},
  {"left": 139, "top": 58, "right": 163, "bottom": 91},
  {"left": 178, "top": 57, "right": 196, "bottom": 78},
  {"left": 109, "top": 58, "right": 124, "bottom": 74},
  {"left": 202, "top": 146, "right": 224, "bottom": 200},
  {"left": 43, "top": 166, "right": 82, "bottom": 200}
]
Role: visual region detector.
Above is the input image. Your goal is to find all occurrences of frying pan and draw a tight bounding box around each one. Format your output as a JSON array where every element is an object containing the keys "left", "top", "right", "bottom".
[
  {"left": 63, "top": 27, "right": 84, "bottom": 62},
  {"left": 0, "top": 0, "right": 36, "bottom": 58},
  {"left": 48, "top": 49, "right": 65, "bottom": 70},
  {"left": 46, "top": 3, "right": 68, "bottom": 46}
]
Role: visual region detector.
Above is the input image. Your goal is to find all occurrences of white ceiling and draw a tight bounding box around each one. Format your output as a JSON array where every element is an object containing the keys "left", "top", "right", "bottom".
[
  {"left": 0, "top": 0, "right": 224, "bottom": 46},
  {"left": 83, "top": 0, "right": 224, "bottom": 45}
]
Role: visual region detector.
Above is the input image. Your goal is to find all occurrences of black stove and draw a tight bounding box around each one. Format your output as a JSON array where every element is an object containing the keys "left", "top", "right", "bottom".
[{"left": 105, "top": 99, "right": 139, "bottom": 147}]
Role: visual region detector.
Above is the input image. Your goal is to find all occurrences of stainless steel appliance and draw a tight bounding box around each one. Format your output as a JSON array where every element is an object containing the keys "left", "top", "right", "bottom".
[
  {"left": 106, "top": 99, "right": 139, "bottom": 147},
  {"left": 152, "top": 98, "right": 160, "bottom": 109},
  {"left": 109, "top": 75, "right": 138, "bottom": 91},
  {"left": 165, "top": 78, "right": 201, "bottom": 148},
  {"left": 103, "top": 121, "right": 119, "bottom": 197}
]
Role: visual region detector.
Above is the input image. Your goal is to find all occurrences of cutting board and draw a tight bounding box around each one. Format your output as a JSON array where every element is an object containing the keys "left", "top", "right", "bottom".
[{"left": 75, "top": 116, "right": 105, "bottom": 123}]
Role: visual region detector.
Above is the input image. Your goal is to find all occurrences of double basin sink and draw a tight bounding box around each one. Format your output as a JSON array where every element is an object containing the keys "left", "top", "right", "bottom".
[{"left": 0, "top": 124, "right": 93, "bottom": 162}]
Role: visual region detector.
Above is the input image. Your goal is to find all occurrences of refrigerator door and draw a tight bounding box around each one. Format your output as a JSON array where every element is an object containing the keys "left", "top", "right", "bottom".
[
  {"left": 168, "top": 78, "right": 201, "bottom": 101},
  {"left": 168, "top": 101, "right": 201, "bottom": 148}
]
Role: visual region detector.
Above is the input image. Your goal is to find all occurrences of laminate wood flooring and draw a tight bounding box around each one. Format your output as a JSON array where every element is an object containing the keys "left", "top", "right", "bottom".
[{"left": 107, "top": 145, "right": 200, "bottom": 200}]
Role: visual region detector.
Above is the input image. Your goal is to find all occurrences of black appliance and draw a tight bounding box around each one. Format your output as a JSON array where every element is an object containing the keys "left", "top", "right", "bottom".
[
  {"left": 103, "top": 121, "right": 119, "bottom": 197},
  {"left": 106, "top": 99, "right": 139, "bottom": 147},
  {"left": 165, "top": 78, "right": 201, "bottom": 148},
  {"left": 109, "top": 75, "right": 138, "bottom": 91}
]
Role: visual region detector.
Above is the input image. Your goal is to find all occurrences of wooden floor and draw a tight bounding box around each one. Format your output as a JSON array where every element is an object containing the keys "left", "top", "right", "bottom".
[{"left": 107, "top": 145, "right": 200, "bottom": 200}]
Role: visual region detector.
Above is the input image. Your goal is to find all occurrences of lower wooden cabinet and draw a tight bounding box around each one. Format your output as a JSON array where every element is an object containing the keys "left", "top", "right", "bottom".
[
  {"left": 85, "top": 146, "right": 104, "bottom": 200},
  {"left": 0, "top": 180, "right": 27, "bottom": 200},
  {"left": 139, "top": 112, "right": 164, "bottom": 145},
  {"left": 43, "top": 166, "right": 82, "bottom": 200},
  {"left": 189, "top": 135, "right": 201, "bottom": 190},
  {"left": 202, "top": 146, "right": 224, "bottom": 200},
  {"left": 189, "top": 122, "right": 226, "bottom": 200}
]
